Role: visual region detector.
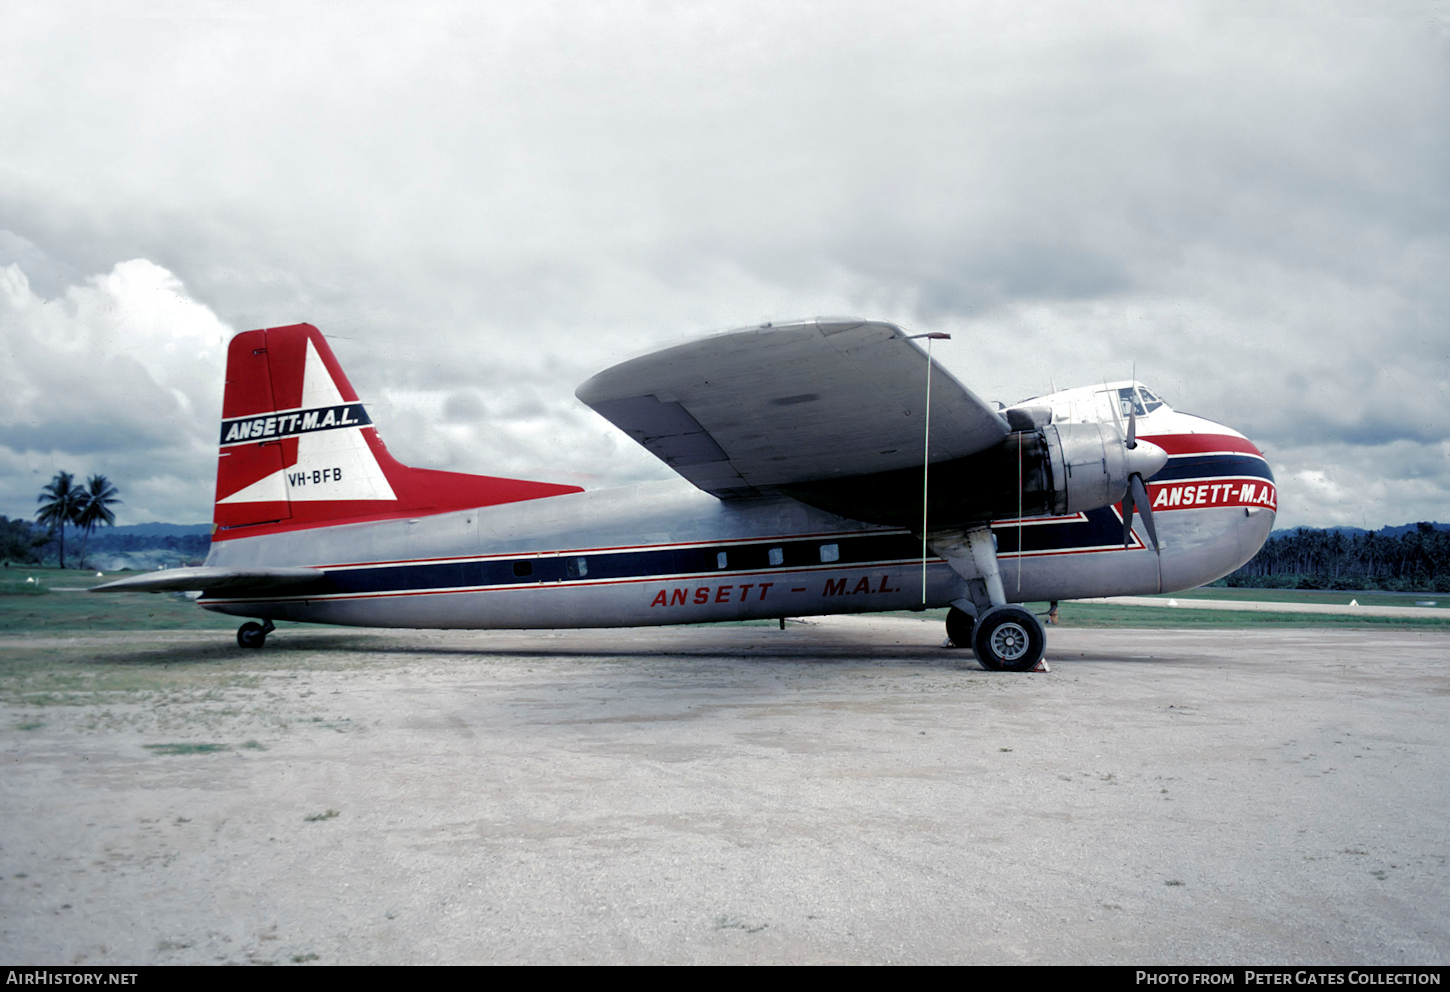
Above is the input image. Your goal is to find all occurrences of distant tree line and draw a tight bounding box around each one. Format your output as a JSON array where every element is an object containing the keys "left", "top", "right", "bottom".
[
  {"left": 0, "top": 516, "right": 49, "bottom": 565},
  {"left": 1222, "top": 523, "right": 1450, "bottom": 592},
  {"left": 0, "top": 517, "right": 209, "bottom": 568},
  {"left": 83, "top": 532, "right": 210, "bottom": 556}
]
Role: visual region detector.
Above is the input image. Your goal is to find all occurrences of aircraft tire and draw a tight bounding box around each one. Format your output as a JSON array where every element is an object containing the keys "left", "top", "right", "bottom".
[
  {"left": 972, "top": 605, "right": 1045, "bottom": 673},
  {"left": 237, "top": 622, "right": 268, "bottom": 649},
  {"left": 945, "top": 607, "right": 975, "bottom": 650}
]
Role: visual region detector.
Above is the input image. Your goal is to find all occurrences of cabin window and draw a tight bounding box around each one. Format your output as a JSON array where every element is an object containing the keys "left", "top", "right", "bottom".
[
  {"left": 1139, "top": 386, "right": 1165, "bottom": 413},
  {"left": 512, "top": 561, "right": 533, "bottom": 578},
  {"left": 819, "top": 543, "right": 840, "bottom": 563},
  {"left": 566, "top": 557, "right": 588, "bottom": 578},
  {"left": 768, "top": 547, "right": 784, "bottom": 566},
  {"left": 716, "top": 551, "right": 728, "bottom": 569}
]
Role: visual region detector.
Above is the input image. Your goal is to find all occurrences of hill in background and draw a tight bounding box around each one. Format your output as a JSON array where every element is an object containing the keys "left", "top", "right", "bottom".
[
  {"left": 1, "top": 518, "right": 210, "bottom": 571},
  {"left": 1276, "top": 522, "right": 1450, "bottom": 539},
  {"left": 75, "top": 523, "right": 211, "bottom": 571}
]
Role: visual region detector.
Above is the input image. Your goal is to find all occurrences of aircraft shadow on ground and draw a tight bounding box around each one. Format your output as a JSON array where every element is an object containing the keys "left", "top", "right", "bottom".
[
  {"left": 38, "top": 624, "right": 1194, "bottom": 669},
  {"left": 54, "top": 631, "right": 986, "bottom": 669}
]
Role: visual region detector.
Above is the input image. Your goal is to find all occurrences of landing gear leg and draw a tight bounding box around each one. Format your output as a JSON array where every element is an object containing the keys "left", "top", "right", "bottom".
[{"left": 237, "top": 619, "right": 275, "bottom": 649}]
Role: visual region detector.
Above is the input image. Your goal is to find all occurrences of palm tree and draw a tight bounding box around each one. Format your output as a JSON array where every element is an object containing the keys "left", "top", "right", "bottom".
[
  {"left": 36, "top": 472, "right": 84, "bottom": 568},
  {"left": 75, "top": 475, "right": 122, "bottom": 570}
]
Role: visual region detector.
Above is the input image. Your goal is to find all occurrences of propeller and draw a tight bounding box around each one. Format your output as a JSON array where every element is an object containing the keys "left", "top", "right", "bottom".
[{"left": 1120, "top": 405, "right": 1161, "bottom": 551}]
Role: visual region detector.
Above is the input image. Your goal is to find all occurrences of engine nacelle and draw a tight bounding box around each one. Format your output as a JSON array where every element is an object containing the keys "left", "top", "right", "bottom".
[
  {"left": 1042, "top": 423, "right": 1167, "bottom": 516},
  {"left": 776, "top": 423, "right": 1168, "bottom": 530}
]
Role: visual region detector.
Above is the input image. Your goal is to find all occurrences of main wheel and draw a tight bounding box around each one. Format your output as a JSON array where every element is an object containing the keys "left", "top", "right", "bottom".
[
  {"left": 945, "top": 607, "right": 976, "bottom": 650},
  {"left": 972, "top": 605, "right": 1045, "bottom": 672},
  {"left": 237, "top": 622, "right": 268, "bottom": 649}
]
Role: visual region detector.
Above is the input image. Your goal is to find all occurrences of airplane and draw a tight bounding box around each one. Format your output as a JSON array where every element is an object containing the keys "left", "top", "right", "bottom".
[{"left": 93, "top": 319, "right": 1277, "bottom": 672}]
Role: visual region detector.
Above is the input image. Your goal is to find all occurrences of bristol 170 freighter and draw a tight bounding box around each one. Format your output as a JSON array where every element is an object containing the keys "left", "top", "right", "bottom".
[{"left": 96, "top": 320, "right": 1277, "bottom": 671}]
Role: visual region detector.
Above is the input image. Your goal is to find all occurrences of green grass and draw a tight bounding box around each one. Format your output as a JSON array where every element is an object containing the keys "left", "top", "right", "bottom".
[
  {"left": 1144, "top": 587, "right": 1447, "bottom": 609},
  {"left": 0, "top": 567, "right": 239, "bottom": 632},
  {"left": 0, "top": 579, "right": 49, "bottom": 596}
]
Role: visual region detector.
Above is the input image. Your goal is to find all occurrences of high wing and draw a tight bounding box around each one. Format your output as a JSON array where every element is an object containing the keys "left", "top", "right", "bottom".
[
  {"left": 90, "top": 567, "right": 326, "bottom": 594},
  {"left": 577, "top": 319, "right": 1009, "bottom": 500}
]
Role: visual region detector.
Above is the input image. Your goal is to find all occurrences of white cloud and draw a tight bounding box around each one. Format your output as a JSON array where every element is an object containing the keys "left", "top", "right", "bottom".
[
  {"left": 1, "top": 2, "right": 1446, "bottom": 529},
  {"left": 0, "top": 258, "right": 229, "bottom": 522}
]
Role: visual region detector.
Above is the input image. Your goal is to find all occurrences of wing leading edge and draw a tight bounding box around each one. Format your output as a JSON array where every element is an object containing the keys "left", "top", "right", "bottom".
[{"left": 577, "top": 319, "right": 1009, "bottom": 501}]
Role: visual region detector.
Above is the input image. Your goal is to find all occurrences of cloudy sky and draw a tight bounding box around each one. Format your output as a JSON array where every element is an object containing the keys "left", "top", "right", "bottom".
[{"left": 2, "top": 0, "right": 1446, "bottom": 529}]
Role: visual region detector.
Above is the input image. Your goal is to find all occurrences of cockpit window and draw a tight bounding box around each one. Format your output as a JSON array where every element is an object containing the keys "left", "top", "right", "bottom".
[
  {"left": 1115, "top": 387, "right": 1146, "bottom": 418},
  {"left": 1139, "top": 386, "right": 1164, "bottom": 413}
]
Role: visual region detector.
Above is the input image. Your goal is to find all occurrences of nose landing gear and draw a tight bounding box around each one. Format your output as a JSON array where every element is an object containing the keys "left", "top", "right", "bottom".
[{"left": 237, "top": 619, "right": 275, "bottom": 649}]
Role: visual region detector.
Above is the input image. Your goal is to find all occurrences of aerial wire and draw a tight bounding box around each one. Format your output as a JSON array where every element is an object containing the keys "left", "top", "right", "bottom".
[
  {"left": 906, "top": 331, "right": 951, "bottom": 606},
  {"left": 922, "top": 336, "right": 933, "bottom": 605}
]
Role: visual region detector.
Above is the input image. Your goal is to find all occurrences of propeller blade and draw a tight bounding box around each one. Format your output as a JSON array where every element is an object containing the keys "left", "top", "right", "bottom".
[
  {"left": 1130, "top": 473, "right": 1159, "bottom": 551},
  {"left": 1122, "top": 480, "right": 1136, "bottom": 548},
  {"left": 1126, "top": 405, "right": 1137, "bottom": 449}
]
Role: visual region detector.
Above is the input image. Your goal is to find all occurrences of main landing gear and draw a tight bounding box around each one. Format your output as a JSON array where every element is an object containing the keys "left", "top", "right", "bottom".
[
  {"left": 934, "top": 525, "right": 1048, "bottom": 673},
  {"left": 971, "top": 605, "right": 1046, "bottom": 672},
  {"left": 945, "top": 605, "right": 1046, "bottom": 672},
  {"left": 237, "top": 619, "right": 275, "bottom": 649}
]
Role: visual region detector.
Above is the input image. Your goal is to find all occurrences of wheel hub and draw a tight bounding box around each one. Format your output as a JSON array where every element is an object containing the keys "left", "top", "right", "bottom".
[{"left": 989, "top": 621, "right": 1031, "bottom": 661}]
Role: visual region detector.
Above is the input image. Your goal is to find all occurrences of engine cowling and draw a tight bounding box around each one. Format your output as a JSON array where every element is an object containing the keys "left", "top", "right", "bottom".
[{"left": 1042, "top": 423, "right": 1168, "bottom": 516}]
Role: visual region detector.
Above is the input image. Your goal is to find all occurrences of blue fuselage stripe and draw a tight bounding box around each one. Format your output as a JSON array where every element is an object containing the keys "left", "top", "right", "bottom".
[{"left": 1153, "top": 453, "right": 1274, "bottom": 484}]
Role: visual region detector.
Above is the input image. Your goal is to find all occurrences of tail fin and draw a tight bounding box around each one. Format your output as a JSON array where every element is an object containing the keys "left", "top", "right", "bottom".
[{"left": 214, "top": 323, "right": 582, "bottom": 535}]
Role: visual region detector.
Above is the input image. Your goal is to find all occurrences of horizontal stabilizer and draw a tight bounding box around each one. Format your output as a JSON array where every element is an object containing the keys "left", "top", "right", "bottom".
[{"left": 90, "top": 567, "right": 326, "bottom": 594}]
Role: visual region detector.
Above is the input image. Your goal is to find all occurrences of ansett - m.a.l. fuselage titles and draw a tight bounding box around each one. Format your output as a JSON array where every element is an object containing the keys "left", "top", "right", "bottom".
[{"left": 95, "top": 319, "right": 1275, "bottom": 672}]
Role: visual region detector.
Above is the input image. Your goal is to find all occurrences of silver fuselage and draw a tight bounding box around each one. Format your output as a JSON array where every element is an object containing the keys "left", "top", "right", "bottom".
[{"left": 199, "top": 405, "right": 1276, "bottom": 629}]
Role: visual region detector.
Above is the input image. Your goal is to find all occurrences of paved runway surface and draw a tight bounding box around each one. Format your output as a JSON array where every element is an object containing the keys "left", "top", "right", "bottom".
[{"left": 1, "top": 618, "right": 1446, "bottom": 964}]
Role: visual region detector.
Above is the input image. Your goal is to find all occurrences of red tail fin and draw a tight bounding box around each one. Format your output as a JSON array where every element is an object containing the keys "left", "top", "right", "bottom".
[{"left": 214, "top": 324, "right": 582, "bottom": 535}]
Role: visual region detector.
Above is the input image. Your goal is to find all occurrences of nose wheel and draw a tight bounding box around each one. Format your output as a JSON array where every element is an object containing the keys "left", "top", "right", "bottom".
[
  {"left": 971, "top": 605, "right": 1046, "bottom": 672},
  {"left": 237, "top": 619, "right": 275, "bottom": 649}
]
